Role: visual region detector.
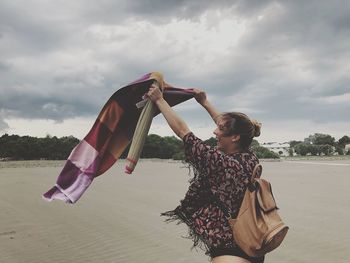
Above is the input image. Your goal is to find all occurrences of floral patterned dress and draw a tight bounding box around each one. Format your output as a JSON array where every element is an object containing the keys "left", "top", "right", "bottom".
[{"left": 162, "top": 132, "right": 264, "bottom": 262}]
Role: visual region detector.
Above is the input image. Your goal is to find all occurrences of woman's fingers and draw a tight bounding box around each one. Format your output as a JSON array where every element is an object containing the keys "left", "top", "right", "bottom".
[
  {"left": 147, "top": 84, "right": 162, "bottom": 101},
  {"left": 193, "top": 88, "right": 206, "bottom": 104}
]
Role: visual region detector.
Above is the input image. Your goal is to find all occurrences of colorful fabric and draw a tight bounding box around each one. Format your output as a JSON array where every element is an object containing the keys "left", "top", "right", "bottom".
[
  {"left": 43, "top": 72, "right": 194, "bottom": 203},
  {"left": 161, "top": 132, "right": 261, "bottom": 258}
]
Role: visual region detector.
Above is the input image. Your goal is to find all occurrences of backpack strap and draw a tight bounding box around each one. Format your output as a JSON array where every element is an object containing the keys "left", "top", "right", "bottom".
[
  {"left": 251, "top": 164, "right": 262, "bottom": 183},
  {"left": 247, "top": 164, "right": 262, "bottom": 191}
]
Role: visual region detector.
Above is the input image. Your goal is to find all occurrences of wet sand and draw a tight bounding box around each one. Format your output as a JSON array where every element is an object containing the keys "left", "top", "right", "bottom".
[{"left": 1, "top": 159, "right": 350, "bottom": 263}]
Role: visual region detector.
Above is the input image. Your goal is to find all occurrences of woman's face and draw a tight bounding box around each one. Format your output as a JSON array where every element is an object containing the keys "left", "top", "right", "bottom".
[{"left": 213, "top": 120, "right": 233, "bottom": 152}]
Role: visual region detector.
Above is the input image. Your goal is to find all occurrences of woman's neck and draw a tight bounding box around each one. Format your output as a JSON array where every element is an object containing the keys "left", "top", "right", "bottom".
[{"left": 224, "top": 144, "right": 241, "bottom": 155}]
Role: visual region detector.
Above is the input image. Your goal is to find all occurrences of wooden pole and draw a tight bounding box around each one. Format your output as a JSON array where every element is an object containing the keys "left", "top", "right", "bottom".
[{"left": 125, "top": 81, "right": 159, "bottom": 174}]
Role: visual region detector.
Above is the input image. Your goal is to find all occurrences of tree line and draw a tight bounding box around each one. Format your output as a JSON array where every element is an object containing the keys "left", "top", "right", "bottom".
[
  {"left": 0, "top": 133, "right": 280, "bottom": 160},
  {"left": 290, "top": 133, "right": 350, "bottom": 156},
  {"left": 0, "top": 134, "right": 80, "bottom": 160},
  {"left": 2, "top": 132, "right": 348, "bottom": 161}
]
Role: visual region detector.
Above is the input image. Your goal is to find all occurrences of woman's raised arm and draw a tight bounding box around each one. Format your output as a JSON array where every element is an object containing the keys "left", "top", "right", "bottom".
[
  {"left": 147, "top": 84, "right": 190, "bottom": 139},
  {"left": 193, "top": 88, "right": 221, "bottom": 123}
]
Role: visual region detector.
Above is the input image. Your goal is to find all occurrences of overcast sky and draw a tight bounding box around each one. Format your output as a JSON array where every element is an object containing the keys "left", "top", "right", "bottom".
[{"left": 0, "top": 0, "right": 349, "bottom": 143}]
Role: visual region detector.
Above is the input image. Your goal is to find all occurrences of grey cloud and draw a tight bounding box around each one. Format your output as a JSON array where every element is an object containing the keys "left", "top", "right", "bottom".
[
  {"left": 309, "top": 77, "right": 350, "bottom": 98},
  {"left": 241, "top": 1, "right": 350, "bottom": 62},
  {"left": 0, "top": 117, "right": 9, "bottom": 131},
  {"left": 81, "top": 0, "right": 225, "bottom": 23},
  {"left": 130, "top": 0, "right": 276, "bottom": 20},
  {"left": 244, "top": 77, "right": 350, "bottom": 124},
  {"left": 262, "top": 96, "right": 350, "bottom": 123},
  {"left": 0, "top": 0, "right": 349, "bottom": 137},
  {"left": 0, "top": 90, "right": 98, "bottom": 121},
  {"left": 0, "top": 64, "right": 116, "bottom": 123},
  {"left": 200, "top": 1, "right": 350, "bottom": 122},
  {"left": 0, "top": 2, "right": 79, "bottom": 58},
  {"left": 0, "top": 61, "right": 11, "bottom": 72},
  {"left": 79, "top": 0, "right": 274, "bottom": 24}
]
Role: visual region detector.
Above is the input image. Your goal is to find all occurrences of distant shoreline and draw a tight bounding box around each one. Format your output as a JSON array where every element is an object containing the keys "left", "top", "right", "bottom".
[
  {"left": 1, "top": 156, "right": 350, "bottom": 169},
  {"left": 0, "top": 159, "right": 180, "bottom": 169},
  {"left": 282, "top": 155, "right": 350, "bottom": 161}
]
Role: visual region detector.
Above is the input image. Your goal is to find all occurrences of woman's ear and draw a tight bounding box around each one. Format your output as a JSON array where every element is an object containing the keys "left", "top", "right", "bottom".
[{"left": 231, "top": 134, "right": 240, "bottom": 143}]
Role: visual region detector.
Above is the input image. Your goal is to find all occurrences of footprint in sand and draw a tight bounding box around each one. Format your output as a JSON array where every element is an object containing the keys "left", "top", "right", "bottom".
[{"left": 0, "top": 230, "right": 16, "bottom": 237}]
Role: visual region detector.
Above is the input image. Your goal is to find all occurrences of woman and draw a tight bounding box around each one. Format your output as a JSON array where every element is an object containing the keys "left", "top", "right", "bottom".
[{"left": 147, "top": 84, "right": 264, "bottom": 263}]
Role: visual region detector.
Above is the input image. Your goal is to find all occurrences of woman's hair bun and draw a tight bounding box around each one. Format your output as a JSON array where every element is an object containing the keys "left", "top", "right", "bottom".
[{"left": 251, "top": 119, "right": 262, "bottom": 137}]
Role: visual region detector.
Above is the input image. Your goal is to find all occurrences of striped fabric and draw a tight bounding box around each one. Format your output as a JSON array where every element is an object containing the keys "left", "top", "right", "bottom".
[{"left": 43, "top": 72, "right": 194, "bottom": 203}]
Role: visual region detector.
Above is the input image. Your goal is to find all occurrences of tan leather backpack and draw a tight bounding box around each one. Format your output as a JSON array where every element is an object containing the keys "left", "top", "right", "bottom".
[{"left": 215, "top": 164, "right": 289, "bottom": 257}]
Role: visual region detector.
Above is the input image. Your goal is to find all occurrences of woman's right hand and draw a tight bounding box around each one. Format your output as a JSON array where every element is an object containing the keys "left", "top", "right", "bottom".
[
  {"left": 193, "top": 88, "right": 207, "bottom": 105},
  {"left": 147, "top": 84, "right": 163, "bottom": 103}
]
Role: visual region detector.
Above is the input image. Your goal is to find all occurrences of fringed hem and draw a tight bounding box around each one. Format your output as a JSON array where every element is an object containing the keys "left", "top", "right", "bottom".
[
  {"left": 160, "top": 152, "right": 213, "bottom": 259},
  {"left": 161, "top": 208, "right": 211, "bottom": 257},
  {"left": 186, "top": 160, "right": 206, "bottom": 184}
]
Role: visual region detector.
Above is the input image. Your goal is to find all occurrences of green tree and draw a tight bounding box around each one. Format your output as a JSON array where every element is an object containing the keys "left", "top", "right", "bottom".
[
  {"left": 253, "top": 146, "right": 280, "bottom": 159},
  {"left": 163, "top": 136, "right": 183, "bottom": 159},
  {"left": 289, "top": 140, "right": 303, "bottom": 148},
  {"left": 251, "top": 140, "right": 279, "bottom": 159},
  {"left": 142, "top": 134, "right": 163, "bottom": 158},
  {"left": 319, "top": 144, "right": 334, "bottom": 156},
  {"left": 288, "top": 148, "right": 294, "bottom": 156},
  {"left": 309, "top": 144, "right": 319, "bottom": 155},
  {"left": 305, "top": 133, "right": 335, "bottom": 146},
  {"left": 251, "top": 139, "right": 260, "bottom": 148},
  {"left": 338, "top": 135, "right": 350, "bottom": 150},
  {"left": 334, "top": 144, "right": 344, "bottom": 155},
  {"left": 294, "top": 143, "right": 309, "bottom": 156},
  {"left": 0, "top": 134, "right": 79, "bottom": 160},
  {"left": 141, "top": 134, "right": 183, "bottom": 159}
]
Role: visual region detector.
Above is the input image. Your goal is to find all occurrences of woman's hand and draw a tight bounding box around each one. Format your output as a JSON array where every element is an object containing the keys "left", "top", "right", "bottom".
[
  {"left": 193, "top": 88, "right": 207, "bottom": 106},
  {"left": 193, "top": 88, "right": 220, "bottom": 123},
  {"left": 147, "top": 84, "right": 190, "bottom": 139},
  {"left": 147, "top": 84, "right": 163, "bottom": 103}
]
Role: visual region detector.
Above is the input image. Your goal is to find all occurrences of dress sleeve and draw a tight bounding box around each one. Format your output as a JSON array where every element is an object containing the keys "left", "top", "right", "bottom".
[{"left": 182, "top": 132, "right": 239, "bottom": 178}]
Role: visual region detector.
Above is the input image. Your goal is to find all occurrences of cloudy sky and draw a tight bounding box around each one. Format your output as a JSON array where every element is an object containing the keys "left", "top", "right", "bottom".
[{"left": 0, "top": 0, "right": 349, "bottom": 143}]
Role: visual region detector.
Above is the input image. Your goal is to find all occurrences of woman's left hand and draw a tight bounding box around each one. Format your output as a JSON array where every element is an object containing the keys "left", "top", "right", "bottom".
[{"left": 193, "top": 88, "right": 207, "bottom": 105}]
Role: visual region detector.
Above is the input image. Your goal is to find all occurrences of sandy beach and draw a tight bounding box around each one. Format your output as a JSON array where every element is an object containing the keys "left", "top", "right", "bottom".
[{"left": 1, "top": 159, "right": 350, "bottom": 263}]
